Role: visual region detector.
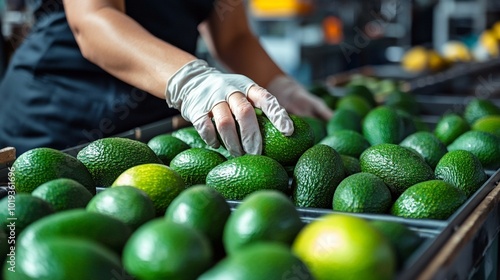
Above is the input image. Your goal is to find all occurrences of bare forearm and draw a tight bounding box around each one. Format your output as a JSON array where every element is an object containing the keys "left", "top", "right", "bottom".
[
  {"left": 66, "top": 5, "right": 195, "bottom": 98},
  {"left": 200, "top": 1, "right": 285, "bottom": 88}
]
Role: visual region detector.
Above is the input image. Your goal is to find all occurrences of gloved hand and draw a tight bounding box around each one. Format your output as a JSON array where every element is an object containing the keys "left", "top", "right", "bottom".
[
  {"left": 266, "top": 75, "right": 333, "bottom": 120},
  {"left": 166, "top": 59, "right": 294, "bottom": 156}
]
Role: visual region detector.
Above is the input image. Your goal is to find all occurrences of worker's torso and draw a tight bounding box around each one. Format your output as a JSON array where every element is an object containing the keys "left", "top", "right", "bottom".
[{"left": 0, "top": 0, "right": 215, "bottom": 154}]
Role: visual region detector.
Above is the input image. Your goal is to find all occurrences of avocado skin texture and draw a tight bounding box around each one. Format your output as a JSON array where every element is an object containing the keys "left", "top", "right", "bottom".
[
  {"left": 206, "top": 154, "right": 289, "bottom": 201},
  {"left": 292, "top": 144, "right": 346, "bottom": 208},
  {"left": 258, "top": 114, "right": 315, "bottom": 167},
  {"left": 447, "top": 130, "right": 500, "bottom": 170},
  {"left": 360, "top": 143, "right": 434, "bottom": 196},
  {"left": 362, "top": 106, "right": 404, "bottom": 145},
  {"left": 391, "top": 180, "right": 467, "bottom": 220},
  {"left": 435, "top": 150, "right": 487, "bottom": 197}
]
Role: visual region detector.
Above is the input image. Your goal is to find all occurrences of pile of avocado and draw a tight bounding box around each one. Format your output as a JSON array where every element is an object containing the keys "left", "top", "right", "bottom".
[{"left": 1, "top": 80, "right": 499, "bottom": 279}]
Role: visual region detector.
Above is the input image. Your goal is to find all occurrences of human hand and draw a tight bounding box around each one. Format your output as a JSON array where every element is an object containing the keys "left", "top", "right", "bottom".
[
  {"left": 166, "top": 59, "right": 294, "bottom": 157},
  {"left": 267, "top": 75, "right": 333, "bottom": 120}
]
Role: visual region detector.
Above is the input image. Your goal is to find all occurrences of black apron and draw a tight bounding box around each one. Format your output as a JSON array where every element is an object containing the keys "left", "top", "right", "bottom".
[{"left": 0, "top": 0, "right": 215, "bottom": 155}]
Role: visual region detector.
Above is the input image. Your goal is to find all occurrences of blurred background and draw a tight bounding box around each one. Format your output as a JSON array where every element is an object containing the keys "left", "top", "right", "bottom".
[{"left": 1, "top": 0, "right": 500, "bottom": 85}]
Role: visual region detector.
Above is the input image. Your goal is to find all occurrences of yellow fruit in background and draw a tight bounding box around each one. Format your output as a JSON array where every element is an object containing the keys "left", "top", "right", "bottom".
[
  {"left": 292, "top": 214, "right": 396, "bottom": 280},
  {"left": 492, "top": 21, "right": 500, "bottom": 40},
  {"left": 401, "top": 46, "right": 428, "bottom": 72},
  {"left": 427, "top": 50, "right": 449, "bottom": 72},
  {"left": 480, "top": 30, "right": 499, "bottom": 57},
  {"left": 473, "top": 30, "right": 500, "bottom": 61},
  {"left": 442, "top": 41, "right": 472, "bottom": 62},
  {"left": 401, "top": 46, "right": 448, "bottom": 73}
]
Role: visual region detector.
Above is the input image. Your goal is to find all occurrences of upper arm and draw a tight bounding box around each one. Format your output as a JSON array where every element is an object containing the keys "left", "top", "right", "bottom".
[
  {"left": 63, "top": 0, "right": 125, "bottom": 30},
  {"left": 201, "top": 0, "right": 254, "bottom": 56}
]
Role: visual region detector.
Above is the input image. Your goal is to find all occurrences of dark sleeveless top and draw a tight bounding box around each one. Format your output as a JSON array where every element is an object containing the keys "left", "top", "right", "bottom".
[{"left": 0, "top": 0, "right": 215, "bottom": 154}]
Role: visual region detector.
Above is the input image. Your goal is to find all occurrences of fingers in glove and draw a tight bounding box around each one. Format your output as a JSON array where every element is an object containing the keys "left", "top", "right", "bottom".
[
  {"left": 247, "top": 86, "right": 294, "bottom": 136},
  {"left": 227, "top": 92, "right": 262, "bottom": 155},
  {"left": 212, "top": 101, "right": 245, "bottom": 157},
  {"left": 193, "top": 116, "right": 220, "bottom": 148},
  {"left": 299, "top": 96, "right": 333, "bottom": 120},
  {"left": 306, "top": 95, "right": 334, "bottom": 120},
  {"left": 278, "top": 92, "right": 333, "bottom": 121}
]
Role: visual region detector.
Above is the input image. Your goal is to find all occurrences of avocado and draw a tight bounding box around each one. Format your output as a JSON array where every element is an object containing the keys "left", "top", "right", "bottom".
[
  {"left": 17, "top": 209, "right": 131, "bottom": 254},
  {"left": 292, "top": 144, "right": 345, "bottom": 208},
  {"left": 147, "top": 134, "right": 190, "bottom": 165},
  {"left": 319, "top": 129, "right": 371, "bottom": 158},
  {"left": 472, "top": 115, "right": 500, "bottom": 137},
  {"left": 32, "top": 178, "right": 93, "bottom": 212},
  {"left": 199, "top": 243, "right": 312, "bottom": 280},
  {"left": 447, "top": 130, "right": 500, "bottom": 170},
  {"left": 341, "top": 155, "right": 362, "bottom": 175},
  {"left": 77, "top": 137, "right": 163, "bottom": 187},
  {"left": 362, "top": 106, "right": 404, "bottom": 145},
  {"left": 12, "top": 147, "right": 96, "bottom": 194},
  {"left": 326, "top": 108, "right": 362, "bottom": 135},
  {"left": 360, "top": 143, "right": 434, "bottom": 196},
  {"left": 336, "top": 95, "right": 373, "bottom": 118},
  {"left": 391, "top": 180, "right": 467, "bottom": 220},
  {"left": 434, "top": 113, "right": 470, "bottom": 145},
  {"left": 172, "top": 126, "right": 233, "bottom": 159},
  {"left": 464, "top": 98, "right": 500, "bottom": 125},
  {"left": 8, "top": 238, "right": 124, "bottom": 280},
  {"left": 333, "top": 172, "right": 392, "bottom": 214},
  {"left": 400, "top": 131, "right": 448, "bottom": 169},
  {"left": 223, "top": 190, "right": 303, "bottom": 254},
  {"left": 165, "top": 185, "right": 230, "bottom": 257},
  {"left": 345, "top": 84, "right": 377, "bottom": 107},
  {"left": 258, "top": 114, "right": 315, "bottom": 166},
  {"left": 435, "top": 150, "right": 488, "bottom": 197},
  {"left": 384, "top": 90, "right": 419, "bottom": 115},
  {"left": 169, "top": 148, "right": 226, "bottom": 187},
  {"left": 205, "top": 154, "right": 289, "bottom": 200},
  {"left": 0, "top": 194, "right": 54, "bottom": 235},
  {"left": 123, "top": 219, "right": 212, "bottom": 280},
  {"left": 87, "top": 186, "right": 155, "bottom": 230},
  {"left": 302, "top": 116, "right": 327, "bottom": 144}
]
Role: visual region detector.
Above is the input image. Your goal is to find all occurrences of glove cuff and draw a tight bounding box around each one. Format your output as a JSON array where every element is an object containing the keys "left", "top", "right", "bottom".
[{"left": 165, "top": 59, "right": 211, "bottom": 109}]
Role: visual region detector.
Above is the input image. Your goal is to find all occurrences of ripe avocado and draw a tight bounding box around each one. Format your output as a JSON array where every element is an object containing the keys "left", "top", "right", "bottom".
[
  {"left": 360, "top": 143, "right": 434, "bottom": 196},
  {"left": 258, "top": 114, "right": 315, "bottom": 166},
  {"left": 12, "top": 147, "right": 96, "bottom": 194},
  {"left": 292, "top": 144, "right": 346, "bottom": 208},
  {"left": 447, "top": 130, "right": 500, "bottom": 170},
  {"left": 391, "top": 180, "right": 467, "bottom": 220},
  {"left": 77, "top": 137, "right": 163, "bottom": 187},
  {"left": 400, "top": 131, "right": 448, "bottom": 169},
  {"left": 435, "top": 150, "right": 487, "bottom": 197},
  {"left": 362, "top": 106, "right": 404, "bottom": 145},
  {"left": 206, "top": 154, "right": 289, "bottom": 200}
]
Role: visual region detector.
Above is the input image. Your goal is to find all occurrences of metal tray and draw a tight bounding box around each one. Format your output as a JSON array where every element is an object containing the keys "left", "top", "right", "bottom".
[
  {"left": 414, "top": 95, "right": 500, "bottom": 117},
  {"left": 325, "top": 64, "right": 422, "bottom": 88},
  {"left": 410, "top": 59, "right": 500, "bottom": 97},
  {"left": 225, "top": 169, "right": 500, "bottom": 280},
  {"left": 325, "top": 58, "right": 500, "bottom": 95},
  {"left": 418, "top": 178, "right": 500, "bottom": 280}
]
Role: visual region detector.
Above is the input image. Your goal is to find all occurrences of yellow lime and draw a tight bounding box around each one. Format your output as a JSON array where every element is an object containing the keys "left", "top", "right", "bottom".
[
  {"left": 292, "top": 214, "right": 396, "bottom": 280},
  {"left": 112, "top": 164, "right": 185, "bottom": 216}
]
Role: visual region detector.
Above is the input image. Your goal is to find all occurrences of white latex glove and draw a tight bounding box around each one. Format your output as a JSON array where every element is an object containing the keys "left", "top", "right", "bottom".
[
  {"left": 166, "top": 59, "right": 294, "bottom": 156},
  {"left": 267, "top": 75, "right": 333, "bottom": 120}
]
